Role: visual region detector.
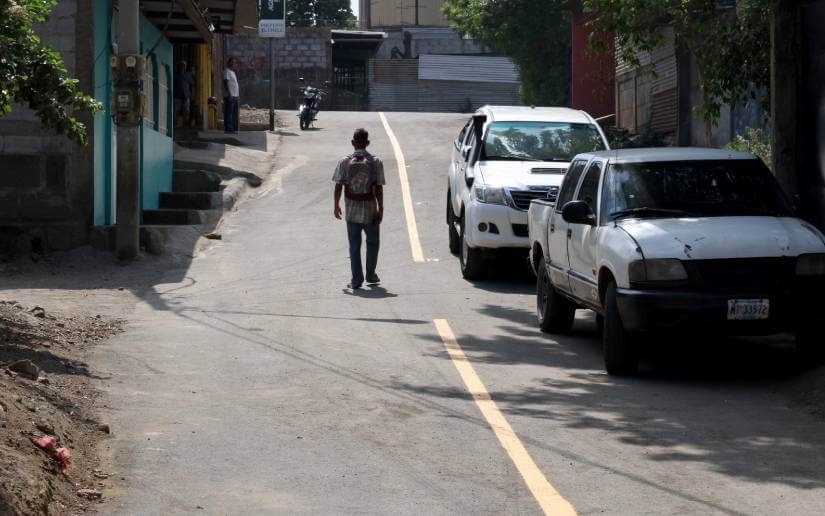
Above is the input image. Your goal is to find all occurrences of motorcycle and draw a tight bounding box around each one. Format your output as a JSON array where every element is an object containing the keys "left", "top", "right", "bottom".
[{"left": 297, "top": 78, "right": 331, "bottom": 130}]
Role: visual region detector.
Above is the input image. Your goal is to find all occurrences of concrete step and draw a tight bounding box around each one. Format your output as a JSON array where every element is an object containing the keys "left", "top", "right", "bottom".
[
  {"left": 172, "top": 169, "right": 222, "bottom": 193},
  {"left": 143, "top": 209, "right": 207, "bottom": 225},
  {"left": 159, "top": 192, "right": 223, "bottom": 210}
]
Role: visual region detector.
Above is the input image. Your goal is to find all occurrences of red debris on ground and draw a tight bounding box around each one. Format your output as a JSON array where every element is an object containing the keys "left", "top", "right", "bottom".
[{"left": 31, "top": 435, "right": 73, "bottom": 475}]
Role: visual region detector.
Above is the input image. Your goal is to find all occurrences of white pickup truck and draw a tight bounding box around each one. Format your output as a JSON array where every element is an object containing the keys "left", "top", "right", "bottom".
[
  {"left": 447, "top": 105, "right": 609, "bottom": 279},
  {"left": 528, "top": 148, "right": 825, "bottom": 375}
]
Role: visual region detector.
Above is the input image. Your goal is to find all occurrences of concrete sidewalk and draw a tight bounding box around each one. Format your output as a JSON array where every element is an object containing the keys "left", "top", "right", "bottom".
[{"left": 174, "top": 130, "right": 279, "bottom": 182}]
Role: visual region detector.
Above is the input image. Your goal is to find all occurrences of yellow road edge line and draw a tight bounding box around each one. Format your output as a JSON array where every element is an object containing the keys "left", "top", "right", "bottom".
[
  {"left": 433, "top": 319, "right": 577, "bottom": 516},
  {"left": 379, "top": 112, "right": 425, "bottom": 263}
]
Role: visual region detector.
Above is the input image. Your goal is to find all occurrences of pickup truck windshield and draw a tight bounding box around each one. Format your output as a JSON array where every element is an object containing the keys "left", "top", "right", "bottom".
[
  {"left": 483, "top": 122, "right": 606, "bottom": 162},
  {"left": 604, "top": 159, "right": 793, "bottom": 221}
]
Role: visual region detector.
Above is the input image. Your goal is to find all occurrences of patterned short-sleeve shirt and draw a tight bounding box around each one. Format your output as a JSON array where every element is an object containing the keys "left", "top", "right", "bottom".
[{"left": 333, "top": 150, "right": 386, "bottom": 224}]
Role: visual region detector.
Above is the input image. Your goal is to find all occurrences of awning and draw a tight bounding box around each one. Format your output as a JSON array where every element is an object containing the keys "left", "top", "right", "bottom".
[
  {"left": 142, "top": 0, "right": 244, "bottom": 44},
  {"left": 330, "top": 29, "right": 387, "bottom": 48}
]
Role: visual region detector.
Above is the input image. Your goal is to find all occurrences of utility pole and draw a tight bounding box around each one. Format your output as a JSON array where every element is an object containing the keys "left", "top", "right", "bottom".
[
  {"left": 269, "top": 38, "right": 275, "bottom": 131},
  {"left": 114, "top": 0, "right": 142, "bottom": 261},
  {"left": 260, "top": 0, "right": 285, "bottom": 129}
]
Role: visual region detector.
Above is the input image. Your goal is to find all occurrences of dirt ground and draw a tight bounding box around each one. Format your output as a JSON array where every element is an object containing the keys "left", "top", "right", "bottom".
[
  {"left": 0, "top": 300, "right": 122, "bottom": 515},
  {"left": 239, "top": 107, "right": 289, "bottom": 131}
]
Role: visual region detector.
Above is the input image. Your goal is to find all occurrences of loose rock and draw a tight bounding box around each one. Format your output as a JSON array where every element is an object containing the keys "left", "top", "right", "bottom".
[
  {"left": 36, "top": 420, "right": 55, "bottom": 435},
  {"left": 8, "top": 360, "right": 40, "bottom": 380},
  {"left": 76, "top": 489, "right": 102, "bottom": 500},
  {"left": 30, "top": 306, "right": 46, "bottom": 318}
]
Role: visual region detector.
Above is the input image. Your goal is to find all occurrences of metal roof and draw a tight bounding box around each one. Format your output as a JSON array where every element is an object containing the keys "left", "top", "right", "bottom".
[
  {"left": 582, "top": 147, "right": 757, "bottom": 163},
  {"left": 477, "top": 106, "right": 595, "bottom": 124},
  {"left": 142, "top": 0, "right": 242, "bottom": 43},
  {"left": 418, "top": 54, "right": 519, "bottom": 84}
]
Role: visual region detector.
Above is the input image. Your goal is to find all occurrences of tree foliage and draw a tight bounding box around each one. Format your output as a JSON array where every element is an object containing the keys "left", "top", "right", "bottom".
[
  {"left": 0, "top": 0, "right": 100, "bottom": 145},
  {"left": 725, "top": 126, "right": 772, "bottom": 169},
  {"left": 583, "top": 0, "right": 771, "bottom": 131},
  {"left": 287, "top": 0, "right": 355, "bottom": 28},
  {"left": 442, "top": 0, "right": 572, "bottom": 106}
]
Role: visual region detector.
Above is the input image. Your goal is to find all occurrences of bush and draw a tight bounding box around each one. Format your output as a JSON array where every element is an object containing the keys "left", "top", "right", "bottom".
[{"left": 726, "top": 127, "right": 772, "bottom": 170}]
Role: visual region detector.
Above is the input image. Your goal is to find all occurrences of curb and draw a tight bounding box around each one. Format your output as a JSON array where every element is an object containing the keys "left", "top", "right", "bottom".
[{"left": 173, "top": 159, "right": 263, "bottom": 187}]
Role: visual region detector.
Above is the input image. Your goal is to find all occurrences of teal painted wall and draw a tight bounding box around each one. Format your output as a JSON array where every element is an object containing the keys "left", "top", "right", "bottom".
[
  {"left": 139, "top": 16, "right": 173, "bottom": 213},
  {"left": 92, "top": 0, "right": 113, "bottom": 225}
]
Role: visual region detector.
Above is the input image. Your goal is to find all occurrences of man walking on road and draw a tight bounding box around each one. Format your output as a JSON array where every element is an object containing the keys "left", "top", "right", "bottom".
[
  {"left": 223, "top": 57, "right": 240, "bottom": 134},
  {"left": 333, "top": 128, "right": 386, "bottom": 289}
]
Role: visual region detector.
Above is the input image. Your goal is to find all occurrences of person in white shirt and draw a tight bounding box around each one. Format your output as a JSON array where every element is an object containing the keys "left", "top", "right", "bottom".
[{"left": 223, "top": 57, "right": 240, "bottom": 133}]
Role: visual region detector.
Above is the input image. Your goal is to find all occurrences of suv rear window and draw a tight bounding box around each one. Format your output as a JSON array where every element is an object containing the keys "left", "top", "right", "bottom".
[
  {"left": 603, "top": 159, "right": 793, "bottom": 221},
  {"left": 482, "top": 122, "right": 606, "bottom": 162}
]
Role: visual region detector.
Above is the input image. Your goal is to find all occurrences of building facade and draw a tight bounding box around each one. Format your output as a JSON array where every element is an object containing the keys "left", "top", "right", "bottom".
[{"left": 0, "top": 0, "right": 249, "bottom": 254}]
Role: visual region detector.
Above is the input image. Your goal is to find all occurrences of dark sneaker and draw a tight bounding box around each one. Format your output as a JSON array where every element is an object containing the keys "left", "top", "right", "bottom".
[
  {"left": 366, "top": 274, "right": 381, "bottom": 284},
  {"left": 347, "top": 282, "right": 363, "bottom": 289}
]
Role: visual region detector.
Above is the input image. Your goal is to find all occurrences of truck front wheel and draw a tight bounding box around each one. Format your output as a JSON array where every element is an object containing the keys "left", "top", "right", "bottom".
[
  {"left": 459, "top": 215, "right": 484, "bottom": 279},
  {"left": 603, "top": 282, "right": 639, "bottom": 375},
  {"left": 537, "top": 265, "right": 575, "bottom": 333}
]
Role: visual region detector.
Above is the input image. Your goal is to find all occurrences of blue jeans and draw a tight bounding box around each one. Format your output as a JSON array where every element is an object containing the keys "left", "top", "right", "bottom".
[
  {"left": 224, "top": 96, "right": 238, "bottom": 132},
  {"left": 346, "top": 222, "right": 379, "bottom": 286}
]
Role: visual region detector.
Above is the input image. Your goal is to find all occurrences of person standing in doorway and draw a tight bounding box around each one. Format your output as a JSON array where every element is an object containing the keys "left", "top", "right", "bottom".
[
  {"left": 333, "top": 128, "right": 386, "bottom": 290},
  {"left": 173, "top": 60, "right": 194, "bottom": 128},
  {"left": 223, "top": 57, "right": 240, "bottom": 133}
]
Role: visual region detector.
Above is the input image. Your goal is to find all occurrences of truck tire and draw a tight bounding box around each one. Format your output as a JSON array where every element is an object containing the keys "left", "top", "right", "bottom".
[
  {"left": 447, "top": 192, "right": 460, "bottom": 255},
  {"left": 459, "top": 215, "right": 484, "bottom": 279},
  {"left": 603, "top": 282, "right": 639, "bottom": 375},
  {"left": 537, "top": 265, "right": 575, "bottom": 333},
  {"left": 795, "top": 316, "right": 824, "bottom": 367}
]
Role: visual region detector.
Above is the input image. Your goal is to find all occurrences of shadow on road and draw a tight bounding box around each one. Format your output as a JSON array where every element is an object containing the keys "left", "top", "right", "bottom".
[
  {"left": 396, "top": 300, "right": 825, "bottom": 507},
  {"left": 343, "top": 285, "right": 398, "bottom": 299}
]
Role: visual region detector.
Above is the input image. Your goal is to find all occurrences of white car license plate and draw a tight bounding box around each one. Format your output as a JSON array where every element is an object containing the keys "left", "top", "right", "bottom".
[{"left": 727, "top": 299, "right": 770, "bottom": 320}]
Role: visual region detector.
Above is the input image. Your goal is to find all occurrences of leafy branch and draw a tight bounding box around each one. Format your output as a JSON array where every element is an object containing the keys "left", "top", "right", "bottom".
[
  {"left": 0, "top": 0, "right": 101, "bottom": 145},
  {"left": 583, "top": 0, "right": 770, "bottom": 138},
  {"left": 442, "top": 0, "right": 573, "bottom": 106}
]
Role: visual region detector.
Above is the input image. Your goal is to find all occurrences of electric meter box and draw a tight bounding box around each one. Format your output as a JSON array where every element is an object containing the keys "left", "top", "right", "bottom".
[
  {"left": 110, "top": 54, "right": 147, "bottom": 83},
  {"left": 113, "top": 89, "right": 146, "bottom": 127}
]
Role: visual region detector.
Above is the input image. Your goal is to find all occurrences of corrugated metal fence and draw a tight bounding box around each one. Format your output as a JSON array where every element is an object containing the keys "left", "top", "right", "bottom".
[
  {"left": 368, "top": 55, "right": 521, "bottom": 112},
  {"left": 616, "top": 28, "right": 678, "bottom": 139}
]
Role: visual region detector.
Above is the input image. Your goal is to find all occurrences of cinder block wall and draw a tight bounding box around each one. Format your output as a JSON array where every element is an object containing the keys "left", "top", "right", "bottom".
[
  {"left": 373, "top": 28, "right": 488, "bottom": 60},
  {"left": 0, "top": 0, "right": 94, "bottom": 254},
  {"left": 225, "top": 28, "right": 333, "bottom": 110}
]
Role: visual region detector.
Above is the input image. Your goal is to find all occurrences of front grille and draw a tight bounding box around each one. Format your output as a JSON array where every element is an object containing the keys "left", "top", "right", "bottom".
[
  {"left": 685, "top": 257, "right": 795, "bottom": 291},
  {"left": 512, "top": 224, "right": 529, "bottom": 237},
  {"left": 508, "top": 187, "right": 557, "bottom": 210}
]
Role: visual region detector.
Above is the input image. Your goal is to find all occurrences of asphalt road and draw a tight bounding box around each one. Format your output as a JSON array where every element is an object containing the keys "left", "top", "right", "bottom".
[{"left": 97, "top": 111, "right": 825, "bottom": 515}]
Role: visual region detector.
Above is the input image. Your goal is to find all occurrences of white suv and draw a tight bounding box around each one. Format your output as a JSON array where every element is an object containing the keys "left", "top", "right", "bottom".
[{"left": 447, "top": 105, "right": 609, "bottom": 279}]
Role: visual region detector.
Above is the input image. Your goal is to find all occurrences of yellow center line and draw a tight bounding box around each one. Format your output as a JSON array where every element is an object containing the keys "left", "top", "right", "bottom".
[
  {"left": 433, "top": 319, "right": 577, "bottom": 516},
  {"left": 379, "top": 112, "right": 425, "bottom": 263}
]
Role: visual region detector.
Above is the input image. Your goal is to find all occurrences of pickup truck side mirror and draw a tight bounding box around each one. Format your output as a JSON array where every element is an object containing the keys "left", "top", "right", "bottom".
[
  {"left": 461, "top": 145, "right": 471, "bottom": 160},
  {"left": 561, "top": 200, "right": 596, "bottom": 225}
]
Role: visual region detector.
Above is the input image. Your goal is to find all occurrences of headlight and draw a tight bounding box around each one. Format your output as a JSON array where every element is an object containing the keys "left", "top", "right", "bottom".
[
  {"left": 473, "top": 185, "right": 507, "bottom": 205},
  {"left": 796, "top": 253, "right": 825, "bottom": 275},
  {"left": 628, "top": 259, "right": 688, "bottom": 283}
]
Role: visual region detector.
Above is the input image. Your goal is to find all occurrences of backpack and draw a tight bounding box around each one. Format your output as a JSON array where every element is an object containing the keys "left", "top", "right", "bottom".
[{"left": 344, "top": 153, "right": 378, "bottom": 201}]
